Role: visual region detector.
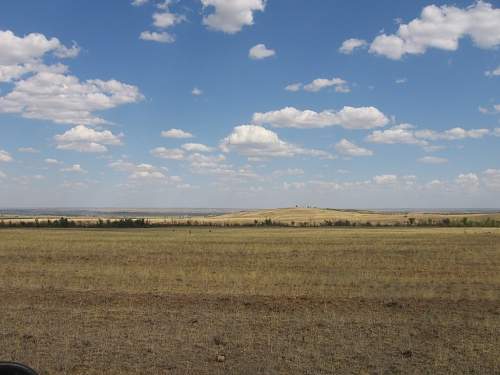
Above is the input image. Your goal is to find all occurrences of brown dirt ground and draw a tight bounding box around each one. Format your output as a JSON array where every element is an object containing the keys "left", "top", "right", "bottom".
[{"left": 0, "top": 228, "right": 499, "bottom": 374}]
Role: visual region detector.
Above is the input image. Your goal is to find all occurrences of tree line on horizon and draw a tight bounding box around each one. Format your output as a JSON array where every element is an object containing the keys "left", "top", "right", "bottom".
[{"left": 0, "top": 216, "right": 499, "bottom": 228}]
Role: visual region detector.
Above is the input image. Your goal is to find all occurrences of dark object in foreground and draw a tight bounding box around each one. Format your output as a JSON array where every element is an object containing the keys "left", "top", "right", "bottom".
[{"left": 0, "top": 363, "right": 38, "bottom": 375}]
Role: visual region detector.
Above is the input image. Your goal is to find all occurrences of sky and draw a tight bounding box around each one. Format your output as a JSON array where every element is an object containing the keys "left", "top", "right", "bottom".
[{"left": 0, "top": 0, "right": 499, "bottom": 209}]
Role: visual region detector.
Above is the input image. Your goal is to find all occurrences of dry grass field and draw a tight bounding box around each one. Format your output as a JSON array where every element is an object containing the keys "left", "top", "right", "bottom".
[
  {"left": 3, "top": 207, "right": 500, "bottom": 227},
  {"left": 1, "top": 227, "right": 499, "bottom": 374},
  {"left": 204, "top": 207, "right": 500, "bottom": 225}
]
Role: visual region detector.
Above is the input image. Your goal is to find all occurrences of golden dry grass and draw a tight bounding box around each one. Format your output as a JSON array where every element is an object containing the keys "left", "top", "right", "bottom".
[
  {"left": 0, "top": 227, "right": 499, "bottom": 374},
  {"left": 3, "top": 207, "right": 499, "bottom": 226},
  {"left": 203, "top": 207, "right": 500, "bottom": 225}
]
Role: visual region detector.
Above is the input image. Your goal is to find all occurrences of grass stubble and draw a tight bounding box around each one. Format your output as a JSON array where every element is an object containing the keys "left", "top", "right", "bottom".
[{"left": 0, "top": 227, "right": 499, "bottom": 374}]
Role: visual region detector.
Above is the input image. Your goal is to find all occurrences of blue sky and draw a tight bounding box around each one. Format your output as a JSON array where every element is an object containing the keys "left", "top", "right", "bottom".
[{"left": 0, "top": 0, "right": 499, "bottom": 208}]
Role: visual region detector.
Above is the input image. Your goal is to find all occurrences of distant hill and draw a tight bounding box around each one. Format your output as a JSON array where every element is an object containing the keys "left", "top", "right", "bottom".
[
  {"left": 2, "top": 207, "right": 499, "bottom": 226},
  {"left": 202, "top": 207, "right": 500, "bottom": 225}
]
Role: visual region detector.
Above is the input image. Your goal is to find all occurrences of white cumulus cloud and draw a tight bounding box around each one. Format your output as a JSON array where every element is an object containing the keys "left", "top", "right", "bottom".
[
  {"left": 249, "top": 44, "right": 276, "bottom": 60},
  {"left": 220, "top": 124, "right": 333, "bottom": 159},
  {"left": 303, "top": 78, "right": 350, "bottom": 93},
  {"left": 368, "top": 1, "right": 500, "bottom": 60},
  {"left": 140, "top": 31, "right": 175, "bottom": 43},
  {"left": 161, "top": 128, "right": 194, "bottom": 138},
  {"left": 339, "top": 38, "right": 368, "bottom": 54},
  {"left": 181, "top": 143, "right": 214, "bottom": 153},
  {"left": 0, "top": 30, "right": 79, "bottom": 82},
  {"left": 366, "top": 124, "right": 428, "bottom": 146},
  {"left": 285, "top": 83, "right": 302, "bottom": 92},
  {"left": 132, "top": 0, "right": 149, "bottom": 6},
  {"left": 455, "top": 173, "right": 480, "bottom": 191},
  {"left": 253, "top": 106, "right": 389, "bottom": 129},
  {"left": 57, "top": 142, "right": 108, "bottom": 153},
  {"left": 201, "top": 0, "right": 266, "bottom": 34},
  {"left": 373, "top": 174, "right": 398, "bottom": 185},
  {"left": 54, "top": 125, "right": 123, "bottom": 153},
  {"left": 0, "top": 30, "right": 77, "bottom": 66},
  {"left": 0, "top": 150, "right": 13, "bottom": 162},
  {"left": 109, "top": 159, "right": 178, "bottom": 182},
  {"left": 61, "top": 164, "right": 87, "bottom": 173},
  {"left": 335, "top": 139, "right": 373, "bottom": 157},
  {"left": 53, "top": 42, "right": 81, "bottom": 59},
  {"left": 153, "top": 11, "right": 185, "bottom": 28},
  {"left": 150, "top": 147, "right": 185, "bottom": 160},
  {"left": 0, "top": 71, "right": 144, "bottom": 125},
  {"left": 482, "top": 169, "right": 500, "bottom": 190},
  {"left": 415, "top": 127, "right": 490, "bottom": 141},
  {"left": 367, "top": 125, "right": 491, "bottom": 146}
]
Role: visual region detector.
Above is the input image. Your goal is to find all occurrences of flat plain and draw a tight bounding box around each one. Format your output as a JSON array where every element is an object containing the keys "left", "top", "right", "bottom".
[
  {"left": 1, "top": 227, "right": 499, "bottom": 374},
  {"left": 3, "top": 207, "right": 500, "bottom": 226}
]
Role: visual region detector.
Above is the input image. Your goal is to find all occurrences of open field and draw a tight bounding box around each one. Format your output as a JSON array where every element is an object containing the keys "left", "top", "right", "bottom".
[
  {"left": 2, "top": 207, "right": 500, "bottom": 226},
  {"left": 1, "top": 227, "right": 500, "bottom": 374},
  {"left": 202, "top": 207, "right": 500, "bottom": 225}
]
